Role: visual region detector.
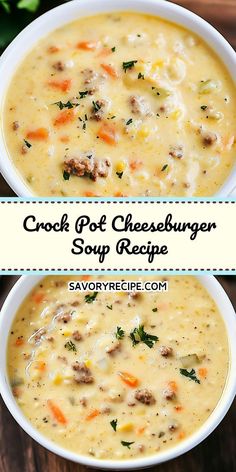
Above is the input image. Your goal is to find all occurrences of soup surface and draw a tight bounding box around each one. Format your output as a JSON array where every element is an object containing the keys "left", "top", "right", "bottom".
[
  {"left": 3, "top": 12, "right": 236, "bottom": 197},
  {"left": 8, "top": 276, "right": 228, "bottom": 460}
]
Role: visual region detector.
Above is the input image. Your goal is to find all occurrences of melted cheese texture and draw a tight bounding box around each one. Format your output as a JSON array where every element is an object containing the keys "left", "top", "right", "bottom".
[
  {"left": 3, "top": 12, "right": 236, "bottom": 197},
  {"left": 8, "top": 276, "right": 228, "bottom": 460}
]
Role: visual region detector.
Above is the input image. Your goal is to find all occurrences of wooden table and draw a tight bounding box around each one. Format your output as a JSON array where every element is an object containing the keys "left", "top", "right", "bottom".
[
  {"left": 0, "top": 275, "right": 236, "bottom": 471},
  {"left": 0, "top": 0, "right": 236, "bottom": 196}
]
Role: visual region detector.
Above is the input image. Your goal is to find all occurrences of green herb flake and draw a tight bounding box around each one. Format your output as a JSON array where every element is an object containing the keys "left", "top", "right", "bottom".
[
  {"left": 107, "top": 304, "right": 113, "bottom": 310},
  {"left": 200, "top": 105, "right": 208, "bottom": 111},
  {"left": 126, "top": 118, "right": 133, "bottom": 126},
  {"left": 121, "top": 441, "right": 135, "bottom": 449},
  {"left": 116, "top": 171, "right": 123, "bottom": 179},
  {"left": 110, "top": 419, "right": 118, "bottom": 431},
  {"left": 23, "top": 139, "right": 32, "bottom": 149},
  {"left": 54, "top": 100, "right": 78, "bottom": 110},
  {"left": 152, "top": 307, "right": 158, "bottom": 312},
  {"left": 92, "top": 100, "right": 101, "bottom": 112},
  {"left": 180, "top": 368, "right": 200, "bottom": 384},
  {"left": 78, "top": 91, "right": 89, "bottom": 99},
  {"left": 64, "top": 340, "right": 77, "bottom": 352},
  {"left": 122, "top": 60, "right": 138, "bottom": 72},
  {"left": 63, "top": 170, "right": 70, "bottom": 181},
  {"left": 129, "top": 325, "right": 158, "bottom": 348},
  {"left": 138, "top": 72, "right": 144, "bottom": 80},
  {"left": 161, "top": 164, "right": 168, "bottom": 172},
  {"left": 84, "top": 292, "right": 98, "bottom": 303},
  {"left": 115, "top": 326, "right": 125, "bottom": 340},
  {"left": 111, "top": 46, "right": 116, "bottom": 52}
]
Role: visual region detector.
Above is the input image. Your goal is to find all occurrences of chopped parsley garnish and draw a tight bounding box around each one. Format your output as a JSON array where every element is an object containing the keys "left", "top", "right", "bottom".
[
  {"left": 138, "top": 72, "right": 144, "bottom": 80},
  {"left": 180, "top": 368, "right": 200, "bottom": 384},
  {"left": 200, "top": 105, "right": 208, "bottom": 110},
  {"left": 54, "top": 100, "right": 78, "bottom": 110},
  {"left": 161, "top": 164, "right": 168, "bottom": 172},
  {"left": 84, "top": 291, "right": 98, "bottom": 303},
  {"left": 110, "top": 419, "right": 118, "bottom": 431},
  {"left": 92, "top": 100, "right": 101, "bottom": 112},
  {"left": 152, "top": 307, "right": 158, "bottom": 312},
  {"left": 23, "top": 139, "right": 32, "bottom": 148},
  {"left": 122, "top": 60, "right": 137, "bottom": 72},
  {"left": 106, "top": 304, "right": 113, "bottom": 310},
  {"left": 78, "top": 90, "right": 89, "bottom": 99},
  {"left": 126, "top": 118, "right": 133, "bottom": 126},
  {"left": 115, "top": 326, "right": 125, "bottom": 340},
  {"left": 64, "top": 340, "right": 77, "bottom": 352},
  {"left": 63, "top": 170, "right": 70, "bottom": 180},
  {"left": 116, "top": 171, "right": 123, "bottom": 179},
  {"left": 121, "top": 441, "right": 135, "bottom": 449},
  {"left": 111, "top": 46, "right": 116, "bottom": 52},
  {"left": 129, "top": 325, "right": 158, "bottom": 348}
]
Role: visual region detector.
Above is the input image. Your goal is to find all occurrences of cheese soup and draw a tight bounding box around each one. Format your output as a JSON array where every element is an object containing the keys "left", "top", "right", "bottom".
[
  {"left": 7, "top": 276, "right": 229, "bottom": 460},
  {"left": 3, "top": 12, "right": 236, "bottom": 197}
]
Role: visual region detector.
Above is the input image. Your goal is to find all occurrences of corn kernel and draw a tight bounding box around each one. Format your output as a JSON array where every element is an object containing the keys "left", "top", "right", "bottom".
[
  {"left": 53, "top": 373, "right": 63, "bottom": 385},
  {"left": 62, "top": 331, "right": 72, "bottom": 337},
  {"left": 85, "top": 359, "right": 92, "bottom": 368},
  {"left": 152, "top": 59, "right": 164, "bottom": 71},
  {"left": 170, "top": 109, "right": 181, "bottom": 120},
  {"left": 116, "top": 160, "right": 126, "bottom": 172},
  {"left": 118, "top": 422, "right": 134, "bottom": 432},
  {"left": 137, "top": 126, "right": 150, "bottom": 138}
]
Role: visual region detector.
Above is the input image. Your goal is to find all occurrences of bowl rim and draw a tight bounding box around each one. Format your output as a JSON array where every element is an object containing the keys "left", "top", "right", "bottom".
[
  {"left": 0, "top": 274, "right": 236, "bottom": 469},
  {"left": 0, "top": 0, "right": 235, "bottom": 197}
]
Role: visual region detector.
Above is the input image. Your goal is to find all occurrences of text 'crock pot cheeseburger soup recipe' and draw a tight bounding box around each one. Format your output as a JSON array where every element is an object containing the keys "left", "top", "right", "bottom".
[
  {"left": 4, "top": 12, "right": 236, "bottom": 197},
  {"left": 8, "top": 276, "right": 229, "bottom": 460}
]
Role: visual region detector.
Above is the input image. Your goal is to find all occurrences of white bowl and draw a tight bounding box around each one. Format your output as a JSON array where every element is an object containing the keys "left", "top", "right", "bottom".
[
  {"left": 0, "top": 0, "right": 235, "bottom": 197},
  {"left": 0, "top": 275, "right": 235, "bottom": 468}
]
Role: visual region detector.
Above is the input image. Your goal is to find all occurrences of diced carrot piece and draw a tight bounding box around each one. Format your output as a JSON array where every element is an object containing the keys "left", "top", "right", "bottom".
[
  {"left": 101, "top": 63, "right": 118, "bottom": 78},
  {"left": 86, "top": 409, "right": 100, "bottom": 421},
  {"left": 47, "top": 400, "right": 67, "bottom": 425},
  {"left": 15, "top": 338, "right": 24, "bottom": 347},
  {"left": 168, "top": 381, "right": 178, "bottom": 393},
  {"left": 137, "top": 426, "right": 146, "bottom": 435},
  {"left": 81, "top": 275, "right": 91, "bottom": 281},
  {"left": 35, "top": 361, "right": 46, "bottom": 372},
  {"left": 60, "top": 135, "right": 70, "bottom": 143},
  {"left": 97, "top": 48, "right": 112, "bottom": 57},
  {"left": 26, "top": 128, "right": 49, "bottom": 141},
  {"left": 76, "top": 41, "right": 98, "bottom": 50},
  {"left": 32, "top": 292, "right": 45, "bottom": 304},
  {"left": 83, "top": 191, "right": 96, "bottom": 197},
  {"left": 48, "top": 79, "right": 72, "bottom": 93},
  {"left": 175, "top": 405, "right": 183, "bottom": 412},
  {"left": 198, "top": 367, "right": 208, "bottom": 379},
  {"left": 97, "top": 122, "right": 118, "bottom": 145},
  {"left": 178, "top": 431, "right": 186, "bottom": 440},
  {"left": 118, "top": 371, "right": 139, "bottom": 388},
  {"left": 53, "top": 109, "right": 75, "bottom": 126},
  {"left": 48, "top": 45, "right": 60, "bottom": 54},
  {"left": 114, "top": 192, "right": 127, "bottom": 197},
  {"left": 129, "top": 160, "right": 143, "bottom": 171}
]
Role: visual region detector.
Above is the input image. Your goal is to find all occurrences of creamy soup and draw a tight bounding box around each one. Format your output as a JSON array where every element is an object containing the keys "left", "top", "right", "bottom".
[
  {"left": 7, "top": 276, "right": 228, "bottom": 460},
  {"left": 3, "top": 13, "right": 236, "bottom": 197}
]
